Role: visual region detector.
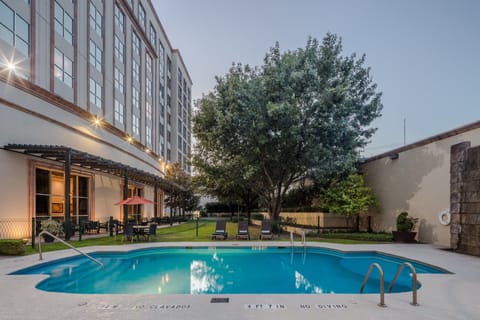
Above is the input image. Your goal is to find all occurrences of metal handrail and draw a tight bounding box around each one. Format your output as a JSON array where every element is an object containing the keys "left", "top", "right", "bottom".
[
  {"left": 360, "top": 262, "right": 386, "bottom": 307},
  {"left": 301, "top": 231, "right": 306, "bottom": 246},
  {"left": 388, "top": 262, "right": 419, "bottom": 306},
  {"left": 38, "top": 231, "right": 104, "bottom": 269},
  {"left": 290, "top": 231, "right": 294, "bottom": 247}
]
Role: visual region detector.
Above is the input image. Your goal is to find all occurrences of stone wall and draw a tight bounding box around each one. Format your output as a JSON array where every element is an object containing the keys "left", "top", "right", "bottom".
[{"left": 450, "top": 142, "right": 480, "bottom": 256}]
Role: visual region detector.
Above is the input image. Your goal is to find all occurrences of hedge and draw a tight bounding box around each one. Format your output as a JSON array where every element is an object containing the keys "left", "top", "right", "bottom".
[{"left": 0, "top": 239, "right": 26, "bottom": 255}]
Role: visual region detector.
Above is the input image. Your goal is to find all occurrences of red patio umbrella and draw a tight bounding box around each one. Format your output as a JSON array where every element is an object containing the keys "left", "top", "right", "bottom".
[{"left": 115, "top": 195, "right": 154, "bottom": 205}]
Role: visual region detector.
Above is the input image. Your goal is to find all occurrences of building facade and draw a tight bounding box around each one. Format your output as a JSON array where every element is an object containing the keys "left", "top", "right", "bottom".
[
  {"left": 362, "top": 121, "right": 480, "bottom": 248},
  {"left": 0, "top": 0, "right": 192, "bottom": 239}
]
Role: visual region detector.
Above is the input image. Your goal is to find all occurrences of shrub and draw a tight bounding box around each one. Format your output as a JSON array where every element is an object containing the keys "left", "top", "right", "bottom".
[
  {"left": 0, "top": 239, "right": 26, "bottom": 255},
  {"left": 396, "top": 212, "right": 418, "bottom": 232},
  {"left": 40, "top": 219, "right": 63, "bottom": 235}
]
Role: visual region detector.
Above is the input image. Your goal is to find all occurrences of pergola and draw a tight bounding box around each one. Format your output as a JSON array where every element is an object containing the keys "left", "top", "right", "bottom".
[{"left": 3, "top": 144, "right": 183, "bottom": 239}]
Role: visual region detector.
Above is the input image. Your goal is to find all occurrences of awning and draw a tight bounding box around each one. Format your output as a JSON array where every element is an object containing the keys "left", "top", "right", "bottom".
[{"left": 3, "top": 144, "right": 184, "bottom": 192}]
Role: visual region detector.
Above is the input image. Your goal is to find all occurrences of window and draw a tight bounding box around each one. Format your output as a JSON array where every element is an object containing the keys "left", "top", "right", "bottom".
[
  {"left": 158, "top": 41, "right": 165, "bottom": 78},
  {"left": 35, "top": 168, "right": 89, "bottom": 222},
  {"left": 125, "top": 0, "right": 133, "bottom": 8},
  {"left": 167, "top": 56, "right": 171, "bottom": 73},
  {"left": 132, "top": 60, "right": 139, "bottom": 82},
  {"left": 132, "top": 31, "right": 140, "bottom": 56},
  {"left": 146, "top": 78, "right": 151, "bottom": 97},
  {"left": 54, "top": 1, "right": 73, "bottom": 44},
  {"left": 178, "top": 84, "right": 182, "bottom": 99},
  {"left": 146, "top": 53, "right": 152, "bottom": 75},
  {"left": 146, "top": 101, "right": 151, "bottom": 120},
  {"left": 167, "top": 112, "right": 171, "bottom": 125},
  {"left": 0, "top": 1, "right": 30, "bottom": 56},
  {"left": 114, "top": 35, "right": 124, "bottom": 63},
  {"left": 138, "top": 3, "right": 145, "bottom": 30},
  {"left": 132, "top": 87, "right": 139, "bottom": 109},
  {"left": 178, "top": 68, "right": 183, "bottom": 84},
  {"left": 146, "top": 125, "right": 151, "bottom": 146},
  {"left": 167, "top": 130, "right": 171, "bottom": 143},
  {"left": 167, "top": 148, "right": 171, "bottom": 161},
  {"left": 115, "top": 99, "right": 124, "bottom": 124},
  {"left": 54, "top": 48, "right": 73, "bottom": 87},
  {"left": 167, "top": 95, "right": 171, "bottom": 111},
  {"left": 132, "top": 114, "right": 139, "bottom": 136},
  {"left": 160, "top": 142, "right": 165, "bottom": 157},
  {"left": 89, "top": 1, "right": 102, "bottom": 36},
  {"left": 159, "top": 83, "right": 165, "bottom": 104},
  {"left": 114, "top": 67, "right": 124, "bottom": 93},
  {"left": 149, "top": 25, "right": 156, "bottom": 47},
  {"left": 89, "top": 78, "right": 102, "bottom": 108},
  {"left": 178, "top": 135, "right": 182, "bottom": 149},
  {"left": 89, "top": 40, "right": 102, "bottom": 72},
  {"left": 167, "top": 76, "right": 171, "bottom": 90},
  {"left": 114, "top": 4, "right": 124, "bottom": 33}
]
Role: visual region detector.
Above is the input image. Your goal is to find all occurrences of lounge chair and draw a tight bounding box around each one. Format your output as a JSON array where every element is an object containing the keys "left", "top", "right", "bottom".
[
  {"left": 211, "top": 220, "right": 228, "bottom": 240},
  {"left": 260, "top": 220, "right": 273, "bottom": 240},
  {"left": 236, "top": 220, "right": 250, "bottom": 240}
]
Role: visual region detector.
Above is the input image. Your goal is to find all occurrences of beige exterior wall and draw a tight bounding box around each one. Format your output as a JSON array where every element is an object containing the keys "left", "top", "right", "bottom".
[
  {"left": 362, "top": 127, "right": 480, "bottom": 247},
  {"left": 0, "top": 0, "right": 191, "bottom": 238}
]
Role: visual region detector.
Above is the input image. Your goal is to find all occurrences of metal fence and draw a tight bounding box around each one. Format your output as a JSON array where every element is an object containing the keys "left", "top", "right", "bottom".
[{"left": 0, "top": 218, "right": 31, "bottom": 239}]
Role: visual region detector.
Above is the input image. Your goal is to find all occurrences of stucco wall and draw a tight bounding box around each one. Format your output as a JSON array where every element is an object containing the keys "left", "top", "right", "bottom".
[
  {"left": 362, "top": 127, "right": 480, "bottom": 247},
  {"left": 0, "top": 151, "right": 30, "bottom": 238}
]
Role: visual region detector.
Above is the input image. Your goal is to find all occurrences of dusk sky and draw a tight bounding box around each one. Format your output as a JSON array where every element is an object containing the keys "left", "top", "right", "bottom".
[{"left": 153, "top": 0, "right": 480, "bottom": 156}]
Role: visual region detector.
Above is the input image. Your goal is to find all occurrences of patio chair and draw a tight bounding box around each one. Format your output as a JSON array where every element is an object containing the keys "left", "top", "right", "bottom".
[
  {"left": 211, "top": 220, "right": 228, "bottom": 240},
  {"left": 236, "top": 220, "right": 250, "bottom": 240},
  {"left": 260, "top": 220, "right": 273, "bottom": 240},
  {"left": 144, "top": 223, "right": 157, "bottom": 241},
  {"left": 121, "top": 223, "right": 134, "bottom": 243}
]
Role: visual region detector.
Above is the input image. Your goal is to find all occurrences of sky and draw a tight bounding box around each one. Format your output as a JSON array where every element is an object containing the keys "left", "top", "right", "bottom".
[{"left": 152, "top": 0, "right": 480, "bottom": 157}]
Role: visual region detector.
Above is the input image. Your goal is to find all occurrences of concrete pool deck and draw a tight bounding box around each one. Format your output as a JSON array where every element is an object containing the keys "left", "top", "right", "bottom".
[{"left": 1, "top": 242, "right": 479, "bottom": 320}]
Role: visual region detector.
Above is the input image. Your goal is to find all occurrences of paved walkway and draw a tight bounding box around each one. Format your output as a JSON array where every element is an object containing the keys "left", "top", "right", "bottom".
[{"left": 1, "top": 242, "right": 479, "bottom": 320}]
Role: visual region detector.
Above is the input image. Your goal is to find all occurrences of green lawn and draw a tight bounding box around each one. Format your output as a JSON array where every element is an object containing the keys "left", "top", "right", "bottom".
[{"left": 22, "top": 220, "right": 391, "bottom": 255}]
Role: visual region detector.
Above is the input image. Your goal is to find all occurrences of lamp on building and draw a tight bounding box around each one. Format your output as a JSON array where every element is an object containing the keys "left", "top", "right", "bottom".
[
  {"left": 92, "top": 115, "right": 103, "bottom": 127},
  {"left": 389, "top": 153, "right": 399, "bottom": 160},
  {"left": 126, "top": 136, "right": 133, "bottom": 144}
]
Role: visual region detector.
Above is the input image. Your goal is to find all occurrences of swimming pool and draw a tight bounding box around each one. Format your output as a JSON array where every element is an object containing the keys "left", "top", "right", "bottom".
[{"left": 11, "top": 247, "right": 448, "bottom": 294}]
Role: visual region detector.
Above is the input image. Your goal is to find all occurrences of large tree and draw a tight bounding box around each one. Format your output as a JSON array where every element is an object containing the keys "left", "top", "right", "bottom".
[{"left": 193, "top": 34, "right": 382, "bottom": 220}]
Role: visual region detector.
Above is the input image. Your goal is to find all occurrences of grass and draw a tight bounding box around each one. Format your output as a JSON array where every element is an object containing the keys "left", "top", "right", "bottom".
[{"left": 22, "top": 220, "right": 392, "bottom": 255}]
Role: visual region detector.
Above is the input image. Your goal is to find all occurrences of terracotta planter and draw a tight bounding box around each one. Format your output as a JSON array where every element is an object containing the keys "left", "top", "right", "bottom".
[{"left": 392, "top": 231, "right": 417, "bottom": 243}]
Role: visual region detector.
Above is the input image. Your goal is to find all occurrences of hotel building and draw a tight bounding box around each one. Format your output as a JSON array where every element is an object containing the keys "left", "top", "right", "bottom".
[{"left": 0, "top": 0, "right": 192, "bottom": 239}]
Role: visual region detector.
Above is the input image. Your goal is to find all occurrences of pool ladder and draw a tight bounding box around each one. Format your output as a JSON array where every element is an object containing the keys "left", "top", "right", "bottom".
[
  {"left": 38, "top": 230, "right": 104, "bottom": 269},
  {"left": 360, "top": 262, "right": 418, "bottom": 307},
  {"left": 289, "top": 231, "right": 306, "bottom": 248},
  {"left": 290, "top": 231, "right": 307, "bottom": 264}
]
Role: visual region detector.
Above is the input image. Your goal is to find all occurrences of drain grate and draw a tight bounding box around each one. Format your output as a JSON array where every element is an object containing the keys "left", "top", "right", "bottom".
[{"left": 211, "top": 298, "right": 229, "bottom": 303}]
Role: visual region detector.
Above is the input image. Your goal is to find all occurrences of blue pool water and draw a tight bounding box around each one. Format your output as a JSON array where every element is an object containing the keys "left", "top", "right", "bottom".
[{"left": 11, "top": 247, "right": 448, "bottom": 294}]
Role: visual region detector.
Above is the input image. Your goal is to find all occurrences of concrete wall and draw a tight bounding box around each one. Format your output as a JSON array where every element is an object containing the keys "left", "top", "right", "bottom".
[{"left": 362, "top": 127, "right": 480, "bottom": 247}]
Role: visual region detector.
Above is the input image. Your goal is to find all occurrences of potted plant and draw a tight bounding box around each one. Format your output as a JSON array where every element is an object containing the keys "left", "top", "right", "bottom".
[
  {"left": 40, "top": 219, "right": 63, "bottom": 242},
  {"left": 392, "top": 211, "right": 418, "bottom": 243}
]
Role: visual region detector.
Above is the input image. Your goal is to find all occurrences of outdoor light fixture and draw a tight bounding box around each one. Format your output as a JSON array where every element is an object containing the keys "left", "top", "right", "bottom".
[
  {"left": 389, "top": 153, "right": 399, "bottom": 160},
  {"left": 126, "top": 136, "right": 133, "bottom": 143},
  {"left": 145, "top": 148, "right": 151, "bottom": 154},
  {"left": 92, "top": 116, "right": 102, "bottom": 127},
  {"left": 6, "top": 62, "right": 16, "bottom": 71}
]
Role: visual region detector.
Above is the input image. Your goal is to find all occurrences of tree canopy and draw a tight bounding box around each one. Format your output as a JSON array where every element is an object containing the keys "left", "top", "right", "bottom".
[{"left": 193, "top": 33, "right": 382, "bottom": 220}]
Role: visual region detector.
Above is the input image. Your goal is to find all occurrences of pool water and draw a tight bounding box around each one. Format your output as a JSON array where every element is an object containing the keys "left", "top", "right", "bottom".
[{"left": 11, "top": 247, "right": 448, "bottom": 294}]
